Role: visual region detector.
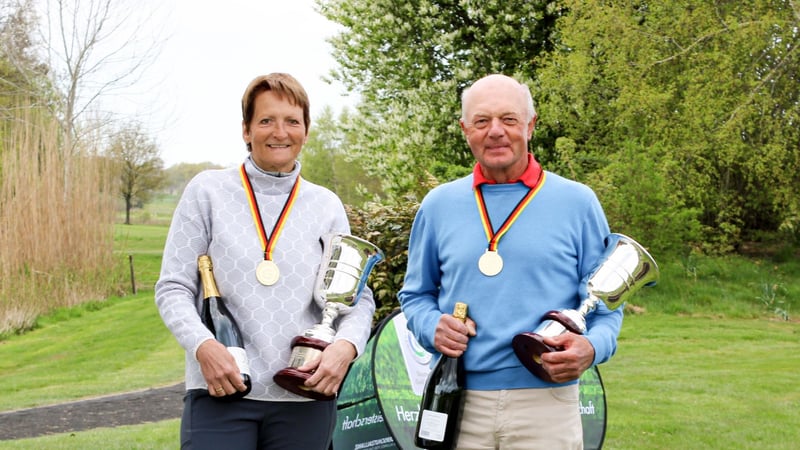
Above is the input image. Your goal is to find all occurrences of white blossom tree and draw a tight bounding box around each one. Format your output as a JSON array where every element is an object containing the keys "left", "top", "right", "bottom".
[{"left": 317, "top": 0, "right": 560, "bottom": 198}]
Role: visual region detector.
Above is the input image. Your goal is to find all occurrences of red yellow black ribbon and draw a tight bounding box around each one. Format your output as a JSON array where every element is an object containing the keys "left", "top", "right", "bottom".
[
  {"left": 474, "top": 172, "right": 546, "bottom": 252},
  {"left": 239, "top": 163, "right": 301, "bottom": 262}
]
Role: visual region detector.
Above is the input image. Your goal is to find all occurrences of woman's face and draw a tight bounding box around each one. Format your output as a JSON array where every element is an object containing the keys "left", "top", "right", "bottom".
[{"left": 242, "top": 90, "right": 307, "bottom": 172}]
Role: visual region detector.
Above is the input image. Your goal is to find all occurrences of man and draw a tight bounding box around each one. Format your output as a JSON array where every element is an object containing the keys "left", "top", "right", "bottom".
[{"left": 398, "top": 74, "right": 622, "bottom": 449}]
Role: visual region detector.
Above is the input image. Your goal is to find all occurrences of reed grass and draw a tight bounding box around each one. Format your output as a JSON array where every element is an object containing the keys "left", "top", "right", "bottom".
[{"left": 0, "top": 106, "right": 121, "bottom": 335}]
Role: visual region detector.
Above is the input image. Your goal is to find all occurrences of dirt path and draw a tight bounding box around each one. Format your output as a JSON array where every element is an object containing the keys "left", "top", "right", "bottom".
[{"left": 0, "top": 383, "right": 184, "bottom": 441}]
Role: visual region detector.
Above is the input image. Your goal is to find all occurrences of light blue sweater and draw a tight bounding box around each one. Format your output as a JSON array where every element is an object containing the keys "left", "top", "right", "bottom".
[{"left": 398, "top": 171, "right": 622, "bottom": 390}]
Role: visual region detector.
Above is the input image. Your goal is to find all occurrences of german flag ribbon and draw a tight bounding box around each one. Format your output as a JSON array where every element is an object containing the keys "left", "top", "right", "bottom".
[
  {"left": 239, "top": 163, "right": 301, "bottom": 262},
  {"left": 474, "top": 171, "right": 546, "bottom": 252}
]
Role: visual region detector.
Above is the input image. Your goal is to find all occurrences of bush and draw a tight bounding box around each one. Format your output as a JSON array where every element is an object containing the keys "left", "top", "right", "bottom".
[
  {"left": 348, "top": 195, "right": 420, "bottom": 325},
  {"left": 589, "top": 140, "right": 702, "bottom": 256}
]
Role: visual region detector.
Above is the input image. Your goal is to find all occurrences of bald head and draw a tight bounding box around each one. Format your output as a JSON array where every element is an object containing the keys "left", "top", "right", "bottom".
[{"left": 461, "top": 74, "right": 536, "bottom": 123}]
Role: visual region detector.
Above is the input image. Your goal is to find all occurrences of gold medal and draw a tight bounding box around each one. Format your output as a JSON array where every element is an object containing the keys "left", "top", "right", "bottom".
[
  {"left": 256, "top": 260, "right": 280, "bottom": 286},
  {"left": 478, "top": 250, "right": 504, "bottom": 276}
]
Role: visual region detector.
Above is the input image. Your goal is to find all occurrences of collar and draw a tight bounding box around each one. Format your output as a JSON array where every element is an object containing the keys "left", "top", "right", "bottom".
[
  {"left": 472, "top": 153, "right": 543, "bottom": 189},
  {"left": 248, "top": 155, "right": 300, "bottom": 178},
  {"left": 244, "top": 156, "right": 301, "bottom": 195}
]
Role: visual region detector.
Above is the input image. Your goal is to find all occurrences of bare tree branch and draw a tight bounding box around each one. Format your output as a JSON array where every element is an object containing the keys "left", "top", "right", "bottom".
[
  {"left": 724, "top": 40, "right": 798, "bottom": 128},
  {"left": 648, "top": 21, "right": 764, "bottom": 67},
  {"left": 39, "top": 0, "right": 166, "bottom": 153}
]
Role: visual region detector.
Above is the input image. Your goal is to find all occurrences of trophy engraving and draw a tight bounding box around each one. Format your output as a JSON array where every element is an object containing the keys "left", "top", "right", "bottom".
[
  {"left": 273, "top": 233, "right": 384, "bottom": 400},
  {"left": 512, "top": 233, "right": 659, "bottom": 383}
]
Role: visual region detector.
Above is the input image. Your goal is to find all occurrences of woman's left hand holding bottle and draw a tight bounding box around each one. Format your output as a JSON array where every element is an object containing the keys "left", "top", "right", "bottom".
[{"left": 197, "top": 339, "right": 249, "bottom": 397}]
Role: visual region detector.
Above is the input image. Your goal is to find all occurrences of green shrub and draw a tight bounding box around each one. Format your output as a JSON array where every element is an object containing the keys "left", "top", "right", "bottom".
[{"left": 348, "top": 194, "right": 420, "bottom": 324}]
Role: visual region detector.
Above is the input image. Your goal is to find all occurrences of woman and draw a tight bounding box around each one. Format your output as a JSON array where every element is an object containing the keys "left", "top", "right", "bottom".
[{"left": 155, "top": 73, "right": 375, "bottom": 449}]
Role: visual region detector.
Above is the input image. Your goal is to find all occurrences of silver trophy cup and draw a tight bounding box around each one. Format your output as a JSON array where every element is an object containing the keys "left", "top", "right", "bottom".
[
  {"left": 512, "top": 233, "right": 659, "bottom": 382},
  {"left": 273, "top": 233, "right": 384, "bottom": 400}
]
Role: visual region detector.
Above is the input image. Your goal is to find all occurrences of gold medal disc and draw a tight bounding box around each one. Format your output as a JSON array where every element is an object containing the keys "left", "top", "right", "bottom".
[
  {"left": 256, "top": 260, "right": 280, "bottom": 286},
  {"left": 478, "top": 250, "right": 504, "bottom": 276}
]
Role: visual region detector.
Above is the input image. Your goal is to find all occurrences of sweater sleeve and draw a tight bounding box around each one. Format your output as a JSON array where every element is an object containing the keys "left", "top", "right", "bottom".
[
  {"left": 575, "top": 191, "right": 623, "bottom": 366},
  {"left": 334, "top": 286, "right": 376, "bottom": 358},
  {"left": 397, "top": 203, "right": 445, "bottom": 354},
  {"left": 154, "top": 174, "right": 215, "bottom": 360}
]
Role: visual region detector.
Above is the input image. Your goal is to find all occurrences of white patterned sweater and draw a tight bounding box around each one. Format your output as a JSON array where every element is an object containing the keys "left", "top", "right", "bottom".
[{"left": 155, "top": 157, "right": 375, "bottom": 401}]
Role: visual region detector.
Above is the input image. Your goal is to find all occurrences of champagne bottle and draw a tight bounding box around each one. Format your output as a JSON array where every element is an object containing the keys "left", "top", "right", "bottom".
[
  {"left": 198, "top": 255, "right": 252, "bottom": 400},
  {"left": 414, "top": 302, "right": 468, "bottom": 449}
]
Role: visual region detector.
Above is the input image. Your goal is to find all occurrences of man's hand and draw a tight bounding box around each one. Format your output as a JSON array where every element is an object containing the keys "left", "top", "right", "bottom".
[
  {"left": 434, "top": 314, "right": 477, "bottom": 358},
  {"left": 539, "top": 333, "right": 595, "bottom": 383}
]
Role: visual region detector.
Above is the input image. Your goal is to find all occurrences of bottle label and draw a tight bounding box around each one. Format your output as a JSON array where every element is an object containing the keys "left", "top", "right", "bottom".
[
  {"left": 418, "top": 409, "right": 448, "bottom": 442},
  {"left": 227, "top": 346, "right": 251, "bottom": 376}
]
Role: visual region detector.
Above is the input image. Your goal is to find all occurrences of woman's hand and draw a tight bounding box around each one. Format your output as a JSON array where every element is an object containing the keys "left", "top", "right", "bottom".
[
  {"left": 297, "top": 340, "right": 357, "bottom": 397},
  {"left": 196, "top": 339, "right": 248, "bottom": 397}
]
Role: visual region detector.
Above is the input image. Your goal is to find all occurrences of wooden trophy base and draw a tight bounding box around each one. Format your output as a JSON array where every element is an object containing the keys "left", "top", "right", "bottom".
[
  {"left": 512, "top": 332, "right": 557, "bottom": 383},
  {"left": 273, "top": 335, "right": 334, "bottom": 401},
  {"left": 512, "top": 310, "right": 583, "bottom": 383}
]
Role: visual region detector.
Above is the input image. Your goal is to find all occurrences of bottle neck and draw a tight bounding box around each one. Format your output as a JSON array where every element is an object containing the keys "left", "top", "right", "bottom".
[
  {"left": 452, "top": 302, "right": 468, "bottom": 322},
  {"left": 198, "top": 258, "right": 221, "bottom": 299}
]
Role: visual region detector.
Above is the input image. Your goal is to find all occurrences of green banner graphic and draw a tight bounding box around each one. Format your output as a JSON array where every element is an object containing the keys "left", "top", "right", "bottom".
[{"left": 333, "top": 311, "right": 607, "bottom": 450}]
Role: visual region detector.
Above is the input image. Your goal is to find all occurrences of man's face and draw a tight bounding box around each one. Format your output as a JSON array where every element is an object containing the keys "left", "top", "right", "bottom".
[{"left": 460, "top": 77, "right": 536, "bottom": 182}]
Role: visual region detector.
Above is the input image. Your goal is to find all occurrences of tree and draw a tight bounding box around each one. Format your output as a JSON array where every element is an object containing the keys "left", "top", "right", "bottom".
[
  {"left": 36, "top": 0, "right": 164, "bottom": 154},
  {"left": 163, "top": 161, "right": 225, "bottom": 196},
  {"left": 107, "top": 123, "right": 164, "bottom": 225},
  {"left": 321, "top": 0, "right": 800, "bottom": 253},
  {"left": 0, "top": 0, "right": 52, "bottom": 121},
  {"left": 301, "top": 105, "right": 383, "bottom": 207},
  {"left": 536, "top": 0, "right": 800, "bottom": 252},
  {"left": 318, "top": 0, "right": 562, "bottom": 198}
]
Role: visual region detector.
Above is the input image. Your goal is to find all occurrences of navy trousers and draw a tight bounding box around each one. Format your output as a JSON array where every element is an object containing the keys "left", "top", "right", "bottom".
[{"left": 180, "top": 389, "right": 336, "bottom": 449}]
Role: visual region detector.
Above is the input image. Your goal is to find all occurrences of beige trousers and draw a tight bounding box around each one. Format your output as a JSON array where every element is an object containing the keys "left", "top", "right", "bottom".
[{"left": 455, "top": 386, "right": 583, "bottom": 450}]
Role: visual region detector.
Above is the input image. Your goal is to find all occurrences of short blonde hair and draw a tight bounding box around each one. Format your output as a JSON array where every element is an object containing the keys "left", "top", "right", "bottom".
[{"left": 241, "top": 73, "right": 311, "bottom": 133}]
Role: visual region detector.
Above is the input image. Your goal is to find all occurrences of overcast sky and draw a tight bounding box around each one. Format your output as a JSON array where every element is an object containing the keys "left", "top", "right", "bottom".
[{"left": 99, "top": 0, "right": 356, "bottom": 168}]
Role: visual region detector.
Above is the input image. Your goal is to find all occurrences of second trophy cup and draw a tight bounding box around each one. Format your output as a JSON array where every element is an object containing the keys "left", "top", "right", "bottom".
[
  {"left": 512, "top": 233, "right": 659, "bottom": 383},
  {"left": 273, "top": 233, "right": 383, "bottom": 400}
]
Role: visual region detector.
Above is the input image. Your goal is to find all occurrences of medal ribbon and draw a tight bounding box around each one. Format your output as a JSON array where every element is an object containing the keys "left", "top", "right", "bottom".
[
  {"left": 474, "top": 172, "right": 546, "bottom": 252},
  {"left": 239, "top": 163, "right": 301, "bottom": 262}
]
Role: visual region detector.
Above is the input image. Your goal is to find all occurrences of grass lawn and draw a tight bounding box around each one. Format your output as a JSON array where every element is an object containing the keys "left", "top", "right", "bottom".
[
  {"left": 0, "top": 291, "right": 183, "bottom": 412},
  {"left": 601, "top": 314, "right": 799, "bottom": 449}
]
